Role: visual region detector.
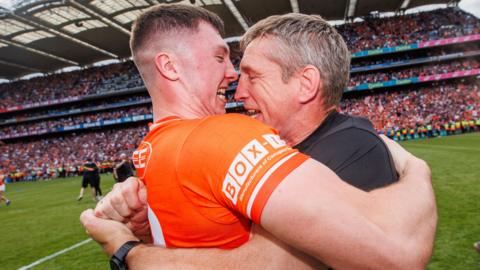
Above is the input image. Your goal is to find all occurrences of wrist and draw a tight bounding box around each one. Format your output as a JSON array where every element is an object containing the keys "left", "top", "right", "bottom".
[
  {"left": 125, "top": 243, "right": 145, "bottom": 269},
  {"left": 109, "top": 236, "right": 140, "bottom": 257},
  {"left": 110, "top": 240, "right": 143, "bottom": 270}
]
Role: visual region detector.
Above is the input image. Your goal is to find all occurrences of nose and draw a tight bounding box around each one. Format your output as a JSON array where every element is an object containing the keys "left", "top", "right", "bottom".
[
  {"left": 234, "top": 75, "right": 248, "bottom": 101},
  {"left": 225, "top": 59, "right": 239, "bottom": 83}
]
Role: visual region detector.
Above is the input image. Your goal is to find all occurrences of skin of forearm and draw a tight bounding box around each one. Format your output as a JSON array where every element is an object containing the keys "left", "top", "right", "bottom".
[
  {"left": 126, "top": 226, "right": 325, "bottom": 270},
  {"left": 259, "top": 157, "right": 437, "bottom": 270},
  {"left": 367, "top": 157, "right": 437, "bottom": 266}
]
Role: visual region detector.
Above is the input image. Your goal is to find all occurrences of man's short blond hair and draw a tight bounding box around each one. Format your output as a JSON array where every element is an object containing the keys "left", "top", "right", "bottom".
[{"left": 241, "top": 13, "right": 350, "bottom": 107}]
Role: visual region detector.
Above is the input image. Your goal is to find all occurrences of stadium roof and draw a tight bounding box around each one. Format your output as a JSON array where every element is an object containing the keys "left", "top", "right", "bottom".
[{"left": 0, "top": 0, "right": 458, "bottom": 80}]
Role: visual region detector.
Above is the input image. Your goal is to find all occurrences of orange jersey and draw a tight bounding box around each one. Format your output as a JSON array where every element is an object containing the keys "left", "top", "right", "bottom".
[{"left": 133, "top": 114, "right": 308, "bottom": 249}]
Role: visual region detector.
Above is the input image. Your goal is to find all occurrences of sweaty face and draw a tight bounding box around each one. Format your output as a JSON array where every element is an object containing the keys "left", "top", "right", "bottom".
[
  {"left": 177, "top": 22, "right": 238, "bottom": 116},
  {"left": 235, "top": 37, "right": 300, "bottom": 135}
]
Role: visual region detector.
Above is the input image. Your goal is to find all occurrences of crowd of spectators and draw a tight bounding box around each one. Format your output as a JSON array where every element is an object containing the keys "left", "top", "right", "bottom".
[
  {"left": 0, "top": 7, "right": 479, "bottom": 179},
  {"left": 337, "top": 7, "right": 480, "bottom": 52},
  {"left": 0, "top": 125, "right": 147, "bottom": 182},
  {"left": 0, "top": 94, "right": 150, "bottom": 125},
  {"left": 0, "top": 7, "right": 477, "bottom": 110},
  {"left": 2, "top": 79, "right": 478, "bottom": 179},
  {"left": 340, "top": 81, "right": 479, "bottom": 136},
  {"left": 0, "top": 61, "right": 143, "bottom": 109},
  {"left": 0, "top": 105, "right": 151, "bottom": 138},
  {"left": 349, "top": 47, "right": 475, "bottom": 68},
  {"left": 349, "top": 58, "right": 479, "bottom": 87}
]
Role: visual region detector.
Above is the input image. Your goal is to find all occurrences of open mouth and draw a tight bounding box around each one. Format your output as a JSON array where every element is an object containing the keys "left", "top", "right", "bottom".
[
  {"left": 216, "top": 88, "right": 227, "bottom": 103},
  {"left": 244, "top": 109, "right": 260, "bottom": 118}
]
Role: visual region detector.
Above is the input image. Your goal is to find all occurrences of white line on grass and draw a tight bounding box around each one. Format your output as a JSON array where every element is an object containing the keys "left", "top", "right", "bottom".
[{"left": 18, "top": 238, "right": 92, "bottom": 270}]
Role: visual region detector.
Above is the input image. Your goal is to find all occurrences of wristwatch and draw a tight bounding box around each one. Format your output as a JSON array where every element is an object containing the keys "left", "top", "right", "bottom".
[{"left": 110, "top": 240, "right": 142, "bottom": 270}]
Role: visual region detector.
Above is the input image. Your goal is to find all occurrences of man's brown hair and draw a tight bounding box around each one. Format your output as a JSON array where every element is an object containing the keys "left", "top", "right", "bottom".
[{"left": 130, "top": 4, "right": 224, "bottom": 54}]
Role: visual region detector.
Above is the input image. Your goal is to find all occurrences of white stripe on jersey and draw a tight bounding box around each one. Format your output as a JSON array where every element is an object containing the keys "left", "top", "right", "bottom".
[
  {"left": 148, "top": 205, "right": 166, "bottom": 247},
  {"left": 246, "top": 152, "right": 299, "bottom": 219}
]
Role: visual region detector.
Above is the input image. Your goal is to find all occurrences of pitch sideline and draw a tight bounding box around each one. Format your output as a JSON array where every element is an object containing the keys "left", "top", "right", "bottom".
[{"left": 17, "top": 238, "right": 92, "bottom": 270}]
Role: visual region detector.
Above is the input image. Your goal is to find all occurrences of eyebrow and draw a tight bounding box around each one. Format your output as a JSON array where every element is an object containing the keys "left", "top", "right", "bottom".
[{"left": 239, "top": 63, "right": 255, "bottom": 74}]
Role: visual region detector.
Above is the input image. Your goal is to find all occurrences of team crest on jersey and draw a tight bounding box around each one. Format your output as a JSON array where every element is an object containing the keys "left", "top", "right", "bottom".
[{"left": 132, "top": 141, "right": 152, "bottom": 179}]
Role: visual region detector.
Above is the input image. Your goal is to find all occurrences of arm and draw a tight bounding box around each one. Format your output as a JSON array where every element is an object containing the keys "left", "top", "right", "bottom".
[
  {"left": 92, "top": 138, "right": 435, "bottom": 269},
  {"left": 261, "top": 138, "right": 436, "bottom": 269},
  {"left": 81, "top": 210, "right": 325, "bottom": 270},
  {"left": 92, "top": 178, "right": 324, "bottom": 269}
]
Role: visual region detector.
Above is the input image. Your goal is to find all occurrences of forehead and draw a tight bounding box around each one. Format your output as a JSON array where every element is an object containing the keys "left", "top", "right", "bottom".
[
  {"left": 240, "top": 37, "right": 278, "bottom": 71},
  {"left": 190, "top": 21, "right": 229, "bottom": 53}
]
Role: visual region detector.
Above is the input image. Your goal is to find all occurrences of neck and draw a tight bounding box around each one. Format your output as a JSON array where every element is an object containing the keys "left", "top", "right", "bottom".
[
  {"left": 152, "top": 99, "right": 203, "bottom": 122},
  {"left": 150, "top": 82, "right": 209, "bottom": 122},
  {"left": 282, "top": 106, "right": 336, "bottom": 146}
]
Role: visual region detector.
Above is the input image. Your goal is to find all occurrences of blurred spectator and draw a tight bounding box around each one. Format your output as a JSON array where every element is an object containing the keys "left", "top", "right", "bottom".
[{"left": 113, "top": 153, "right": 135, "bottom": 183}]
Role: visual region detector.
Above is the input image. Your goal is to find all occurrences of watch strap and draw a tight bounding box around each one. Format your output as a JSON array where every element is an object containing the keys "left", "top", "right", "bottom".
[{"left": 110, "top": 240, "right": 142, "bottom": 270}]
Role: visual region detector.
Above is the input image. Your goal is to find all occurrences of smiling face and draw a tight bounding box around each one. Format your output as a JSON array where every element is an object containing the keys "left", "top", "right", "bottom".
[
  {"left": 176, "top": 22, "right": 238, "bottom": 116},
  {"left": 235, "top": 36, "right": 300, "bottom": 136}
]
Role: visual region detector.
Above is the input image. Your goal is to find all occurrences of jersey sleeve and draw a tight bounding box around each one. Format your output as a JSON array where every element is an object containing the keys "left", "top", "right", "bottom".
[{"left": 177, "top": 114, "right": 309, "bottom": 224}]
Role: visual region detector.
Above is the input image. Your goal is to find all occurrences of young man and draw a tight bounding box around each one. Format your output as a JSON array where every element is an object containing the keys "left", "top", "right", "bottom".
[
  {"left": 81, "top": 4, "right": 436, "bottom": 270},
  {"left": 0, "top": 172, "right": 11, "bottom": 206}
]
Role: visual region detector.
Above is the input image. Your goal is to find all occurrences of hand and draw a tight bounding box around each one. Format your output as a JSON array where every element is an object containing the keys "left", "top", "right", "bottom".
[
  {"left": 81, "top": 209, "right": 140, "bottom": 256},
  {"left": 95, "top": 177, "right": 150, "bottom": 241}
]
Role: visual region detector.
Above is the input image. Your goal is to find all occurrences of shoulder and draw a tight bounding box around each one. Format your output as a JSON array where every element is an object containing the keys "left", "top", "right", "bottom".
[
  {"left": 200, "top": 114, "right": 274, "bottom": 133},
  {"left": 185, "top": 114, "right": 278, "bottom": 145}
]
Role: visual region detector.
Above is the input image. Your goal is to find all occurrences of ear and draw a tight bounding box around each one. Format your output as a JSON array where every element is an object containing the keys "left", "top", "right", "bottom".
[
  {"left": 297, "top": 65, "right": 321, "bottom": 104},
  {"left": 154, "top": 52, "right": 179, "bottom": 81}
]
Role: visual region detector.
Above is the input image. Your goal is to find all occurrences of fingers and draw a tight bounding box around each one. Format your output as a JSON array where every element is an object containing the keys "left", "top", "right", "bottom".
[
  {"left": 94, "top": 177, "right": 147, "bottom": 223},
  {"left": 80, "top": 209, "right": 96, "bottom": 231},
  {"left": 81, "top": 209, "right": 109, "bottom": 244},
  {"left": 120, "top": 177, "right": 146, "bottom": 211},
  {"left": 80, "top": 208, "right": 140, "bottom": 256},
  {"left": 95, "top": 196, "right": 126, "bottom": 222},
  {"left": 130, "top": 207, "right": 148, "bottom": 223}
]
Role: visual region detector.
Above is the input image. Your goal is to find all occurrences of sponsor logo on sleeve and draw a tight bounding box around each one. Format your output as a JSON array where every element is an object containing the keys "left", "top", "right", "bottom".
[
  {"left": 222, "top": 135, "right": 285, "bottom": 205},
  {"left": 132, "top": 141, "right": 152, "bottom": 179}
]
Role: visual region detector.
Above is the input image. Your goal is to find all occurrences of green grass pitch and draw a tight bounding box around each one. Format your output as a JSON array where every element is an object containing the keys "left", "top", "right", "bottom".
[{"left": 0, "top": 133, "right": 479, "bottom": 269}]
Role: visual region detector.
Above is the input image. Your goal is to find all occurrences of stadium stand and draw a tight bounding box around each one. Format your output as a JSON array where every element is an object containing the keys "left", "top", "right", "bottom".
[
  {"left": 336, "top": 7, "right": 480, "bottom": 52},
  {"left": 340, "top": 80, "right": 479, "bottom": 139},
  {"left": 0, "top": 7, "right": 479, "bottom": 181},
  {"left": 349, "top": 58, "right": 480, "bottom": 87}
]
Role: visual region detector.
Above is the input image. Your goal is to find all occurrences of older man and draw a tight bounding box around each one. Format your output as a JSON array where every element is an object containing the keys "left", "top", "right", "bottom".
[
  {"left": 81, "top": 4, "right": 436, "bottom": 270},
  {"left": 235, "top": 14, "right": 397, "bottom": 191}
]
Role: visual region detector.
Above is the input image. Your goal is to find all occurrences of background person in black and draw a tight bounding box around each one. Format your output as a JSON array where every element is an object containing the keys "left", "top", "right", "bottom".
[
  {"left": 113, "top": 153, "right": 134, "bottom": 183},
  {"left": 77, "top": 158, "right": 101, "bottom": 201}
]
